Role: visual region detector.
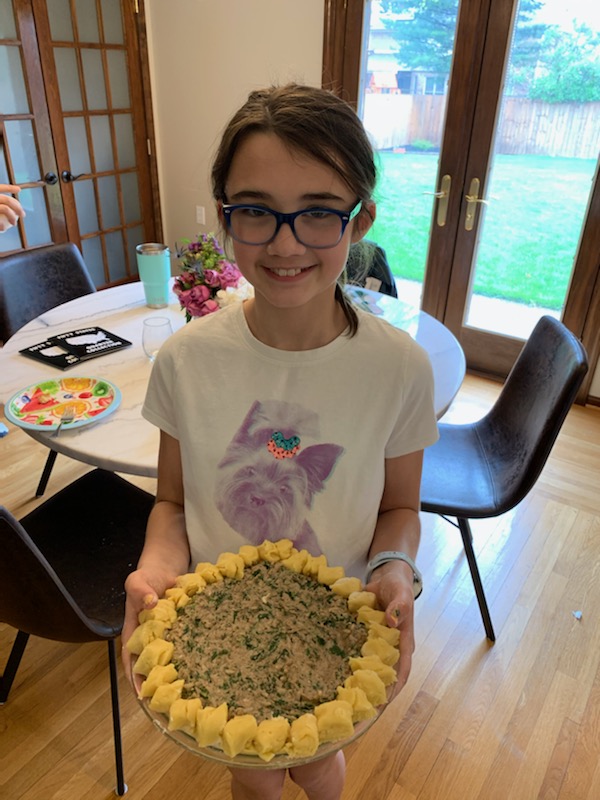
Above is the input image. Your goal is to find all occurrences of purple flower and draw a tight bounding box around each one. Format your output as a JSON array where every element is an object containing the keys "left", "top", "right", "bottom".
[{"left": 218, "top": 262, "right": 242, "bottom": 288}]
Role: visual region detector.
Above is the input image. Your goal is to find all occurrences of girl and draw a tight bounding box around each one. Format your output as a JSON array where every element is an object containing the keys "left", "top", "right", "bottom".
[{"left": 124, "top": 84, "right": 438, "bottom": 800}]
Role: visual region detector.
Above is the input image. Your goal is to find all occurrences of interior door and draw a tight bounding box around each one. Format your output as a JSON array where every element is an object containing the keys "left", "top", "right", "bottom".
[
  {"left": 323, "top": 0, "right": 600, "bottom": 395},
  {"left": 0, "top": 0, "right": 160, "bottom": 287}
]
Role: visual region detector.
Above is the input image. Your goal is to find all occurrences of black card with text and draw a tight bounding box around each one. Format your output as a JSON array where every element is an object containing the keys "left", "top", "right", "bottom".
[{"left": 19, "top": 327, "right": 132, "bottom": 370}]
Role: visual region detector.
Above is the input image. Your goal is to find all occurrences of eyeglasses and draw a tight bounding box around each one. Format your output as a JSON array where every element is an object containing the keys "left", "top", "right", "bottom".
[{"left": 221, "top": 200, "right": 362, "bottom": 249}]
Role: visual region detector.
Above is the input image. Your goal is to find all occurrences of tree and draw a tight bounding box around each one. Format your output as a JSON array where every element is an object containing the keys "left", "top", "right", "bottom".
[
  {"left": 379, "top": 0, "right": 547, "bottom": 80},
  {"left": 529, "top": 24, "right": 600, "bottom": 103}
]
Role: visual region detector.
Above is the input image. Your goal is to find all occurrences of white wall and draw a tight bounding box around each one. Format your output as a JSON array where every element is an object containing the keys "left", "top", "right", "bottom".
[{"left": 145, "top": 0, "right": 324, "bottom": 252}]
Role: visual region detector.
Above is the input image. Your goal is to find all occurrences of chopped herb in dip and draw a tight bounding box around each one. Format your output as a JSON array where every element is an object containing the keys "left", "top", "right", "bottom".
[{"left": 165, "top": 562, "right": 368, "bottom": 722}]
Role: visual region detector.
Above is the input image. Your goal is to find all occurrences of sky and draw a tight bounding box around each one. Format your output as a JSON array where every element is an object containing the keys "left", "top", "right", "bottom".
[{"left": 535, "top": 0, "right": 600, "bottom": 29}]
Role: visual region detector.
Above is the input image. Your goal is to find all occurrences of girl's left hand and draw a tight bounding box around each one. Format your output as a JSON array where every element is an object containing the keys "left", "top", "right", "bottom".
[{"left": 364, "top": 561, "right": 416, "bottom": 700}]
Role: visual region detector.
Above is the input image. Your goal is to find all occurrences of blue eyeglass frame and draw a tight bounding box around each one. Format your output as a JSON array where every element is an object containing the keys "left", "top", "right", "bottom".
[{"left": 221, "top": 199, "right": 363, "bottom": 248}]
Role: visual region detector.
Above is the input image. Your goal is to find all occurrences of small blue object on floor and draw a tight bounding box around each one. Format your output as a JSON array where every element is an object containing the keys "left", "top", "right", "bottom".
[{"left": 0, "top": 422, "right": 9, "bottom": 437}]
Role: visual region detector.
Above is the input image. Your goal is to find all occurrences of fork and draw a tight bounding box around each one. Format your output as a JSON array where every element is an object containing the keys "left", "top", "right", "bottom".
[{"left": 52, "top": 405, "right": 76, "bottom": 438}]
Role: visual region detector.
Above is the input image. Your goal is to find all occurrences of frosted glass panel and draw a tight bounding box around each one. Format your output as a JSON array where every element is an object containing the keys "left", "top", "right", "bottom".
[
  {"left": 73, "top": 179, "right": 99, "bottom": 235},
  {"left": 90, "top": 116, "right": 114, "bottom": 172},
  {"left": 76, "top": 0, "right": 100, "bottom": 42},
  {"left": 0, "top": 150, "right": 9, "bottom": 184},
  {"left": 106, "top": 50, "right": 130, "bottom": 108},
  {"left": 5, "top": 120, "right": 40, "bottom": 183},
  {"left": 0, "top": 3, "right": 16, "bottom": 38},
  {"left": 0, "top": 224, "right": 20, "bottom": 253},
  {"left": 21, "top": 187, "right": 52, "bottom": 247},
  {"left": 101, "top": 0, "right": 124, "bottom": 44},
  {"left": 54, "top": 48, "right": 83, "bottom": 112},
  {"left": 114, "top": 114, "right": 135, "bottom": 168},
  {"left": 64, "top": 117, "right": 91, "bottom": 175},
  {"left": 81, "top": 49, "right": 107, "bottom": 109},
  {"left": 97, "top": 175, "right": 120, "bottom": 228},
  {"left": 47, "top": 0, "right": 74, "bottom": 41},
  {"left": 0, "top": 47, "right": 29, "bottom": 114},
  {"left": 81, "top": 237, "right": 105, "bottom": 286},
  {"left": 121, "top": 173, "right": 141, "bottom": 223},
  {"left": 106, "top": 231, "right": 126, "bottom": 281}
]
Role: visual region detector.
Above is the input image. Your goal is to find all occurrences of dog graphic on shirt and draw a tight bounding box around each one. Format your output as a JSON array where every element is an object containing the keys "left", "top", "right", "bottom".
[{"left": 215, "top": 400, "right": 343, "bottom": 554}]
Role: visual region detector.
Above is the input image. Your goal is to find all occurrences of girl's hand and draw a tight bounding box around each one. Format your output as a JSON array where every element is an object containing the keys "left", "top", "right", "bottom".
[
  {"left": 121, "top": 567, "right": 177, "bottom": 680},
  {"left": 365, "top": 561, "right": 416, "bottom": 701}
]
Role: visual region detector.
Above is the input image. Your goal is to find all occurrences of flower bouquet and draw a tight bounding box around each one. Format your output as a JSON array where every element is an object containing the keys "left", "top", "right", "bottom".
[{"left": 173, "top": 233, "right": 253, "bottom": 321}]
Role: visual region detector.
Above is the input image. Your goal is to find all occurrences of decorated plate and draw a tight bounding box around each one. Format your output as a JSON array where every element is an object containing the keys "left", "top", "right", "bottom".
[
  {"left": 128, "top": 540, "right": 398, "bottom": 769},
  {"left": 5, "top": 377, "right": 121, "bottom": 431}
]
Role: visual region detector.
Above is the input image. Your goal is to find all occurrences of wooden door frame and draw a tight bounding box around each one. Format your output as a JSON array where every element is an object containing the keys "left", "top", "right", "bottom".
[{"left": 322, "top": 0, "right": 600, "bottom": 403}]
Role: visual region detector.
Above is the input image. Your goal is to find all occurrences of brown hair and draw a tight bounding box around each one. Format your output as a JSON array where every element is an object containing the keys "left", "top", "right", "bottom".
[{"left": 211, "top": 84, "right": 377, "bottom": 335}]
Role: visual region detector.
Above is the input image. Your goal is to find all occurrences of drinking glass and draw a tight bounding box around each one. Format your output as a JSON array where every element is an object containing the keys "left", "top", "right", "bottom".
[{"left": 142, "top": 317, "right": 173, "bottom": 362}]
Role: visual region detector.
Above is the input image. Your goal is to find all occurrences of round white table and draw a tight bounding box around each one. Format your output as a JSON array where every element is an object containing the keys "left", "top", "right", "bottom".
[{"left": 0, "top": 283, "right": 465, "bottom": 477}]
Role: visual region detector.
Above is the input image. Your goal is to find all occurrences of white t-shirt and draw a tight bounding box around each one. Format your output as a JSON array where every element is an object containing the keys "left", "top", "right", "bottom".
[{"left": 142, "top": 302, "right": 438, "bottom": 578}]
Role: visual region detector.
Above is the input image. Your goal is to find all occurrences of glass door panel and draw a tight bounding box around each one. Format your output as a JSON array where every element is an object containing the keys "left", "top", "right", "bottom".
[
  {"left": 465, "top": 0, "right": 600, "bottom": 338},
  {"left": 357, "top": 0, "right": 459, "bottom": 306}
]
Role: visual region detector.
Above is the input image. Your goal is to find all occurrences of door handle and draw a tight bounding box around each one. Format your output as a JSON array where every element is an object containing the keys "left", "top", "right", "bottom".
[
  {"left": 42, "top": 172, "right": 58, "bottom": 185},
  {"left": 464, "top": 177, "right": 488, "bottom": 230},
  {"left": 423, "top": 174, "right": 451, "bottom": 227},
  {"left": 61, "top": 170, "right": 87, "bottom": 183}
]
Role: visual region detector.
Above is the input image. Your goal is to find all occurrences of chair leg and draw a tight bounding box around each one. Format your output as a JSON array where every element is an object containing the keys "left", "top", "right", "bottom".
[
  {"left": 36, "top": 450, "right": 58, "bottom": 497},
  {"left": 107, "top": 639, "right": 127, "bottom": 796},
  {"left": 0, "top": 630, "right": 30, "bottom": 703},
  {"left": 457, "top": 518, "right": 496, "bottom": 642}
]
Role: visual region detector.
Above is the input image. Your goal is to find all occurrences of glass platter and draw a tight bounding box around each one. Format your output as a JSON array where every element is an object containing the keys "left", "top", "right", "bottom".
[
  {"left": 5, "top": 377, "right": 121, "bottom": 431},
  {"left": 132, "top": 670, "right": 392, "bottom": 769}
]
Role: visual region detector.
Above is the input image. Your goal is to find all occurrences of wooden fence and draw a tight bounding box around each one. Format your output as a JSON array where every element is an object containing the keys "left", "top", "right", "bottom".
[{"left": 363, "top": 93, "right": 600, "bottom": 158}]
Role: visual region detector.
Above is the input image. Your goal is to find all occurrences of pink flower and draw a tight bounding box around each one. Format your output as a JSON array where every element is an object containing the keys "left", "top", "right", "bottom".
[
  {"left": 178, "top": 285, "right": 211, "bottom": 317},
  {"left": 218, "top": 262, "right": 243, "bottom": 289},
  {"left": 196, "top": 299, "right": 220, "bottom": 316}
]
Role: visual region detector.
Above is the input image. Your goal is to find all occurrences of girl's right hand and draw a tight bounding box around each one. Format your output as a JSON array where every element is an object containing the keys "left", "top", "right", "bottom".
[{"left": 122, "top": 567, "right": 176, "bottom": 680}]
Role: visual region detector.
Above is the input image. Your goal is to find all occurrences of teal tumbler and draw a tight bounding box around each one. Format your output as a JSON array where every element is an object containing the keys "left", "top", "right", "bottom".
[{"left": 136, "top": 243, "right": 171, "bottom": 308}]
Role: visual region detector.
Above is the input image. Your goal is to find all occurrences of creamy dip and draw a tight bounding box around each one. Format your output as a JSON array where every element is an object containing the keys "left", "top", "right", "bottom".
[{"left": 165, "top": 562, "right": 368, "bottom": 722}]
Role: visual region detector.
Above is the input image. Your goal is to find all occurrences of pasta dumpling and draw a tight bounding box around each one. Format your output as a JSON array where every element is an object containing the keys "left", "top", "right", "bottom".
[
  {"left": 133, "top": 638, "right": 174, "bottom": 676},
  {"left": 349, "top": 655, "right": 397, "bottom": 685},
  {"left": 336, "top": 685, "right": 377, "bottom": 722},
  {"left": 194, "top": 562, "right": 223, "bottom": 583},
  {"left": 253, "top": 717, "right": 291, "bottom": 762},
  {"left": 238, "top": 545, "right": 260, "bottom": 565},
  {"left": 317, "top": 564, "right": 345, "bottom": 586},
  {"left": 195, "top": 703, "right": 228, "bottom": 747},
  {"left": 361, "top": 636, "right": 400, "bottom": 667},
  {"left": 331, "top": 576, "right": 363, "bottom": 597},
  {"left": 344, "top": 669, "right": 387, "bottom": 706},
  {"left": 356, "top": 606, "right": 387, "bottom": 626},
  {"left": 285, "top": 714, "right": 319, "bottom": 758},
  {"left": 139, "top": 663, "right": 178, "bottom": 697},
  {"left": 347, "top": 591, "right": 378, "bottom": 613},
  {"left": 138, "top": 598, "right": 178, "bottom": 626},
  {"left": 314, "top": 700, "right": 354, "bottom": 742},
  {"left": 216, "top": 552, "right": 245, "bottom": 580},
  {"left": 367, "top": 622, "right": 400, "bottom": 647},
  {"left": 168, "top": 698, "right": 203, "bottom": 733},
  {"left": 125, "top": 619, "right": 166, "bottom": 654},
  {"left": 149, "top": 679, "right": 184, "bottom": 712},
  {"left": 221, "top": 714, "right": 259, "bottom": 757}
]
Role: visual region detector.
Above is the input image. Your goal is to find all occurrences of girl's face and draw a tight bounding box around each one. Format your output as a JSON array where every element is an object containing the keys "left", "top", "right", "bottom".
[{"left": 221, "top": 132, "right": 373, "bottom": 314}]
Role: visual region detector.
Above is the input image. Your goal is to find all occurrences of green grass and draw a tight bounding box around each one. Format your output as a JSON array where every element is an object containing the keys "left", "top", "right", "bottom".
[{"left": 370, "top": 151, "right": 596, "bottom": 310}]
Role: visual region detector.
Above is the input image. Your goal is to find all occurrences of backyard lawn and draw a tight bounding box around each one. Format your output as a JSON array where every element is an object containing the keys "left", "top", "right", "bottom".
[{"left": 370, "top": 151, "right": 596, "bottom": 310}]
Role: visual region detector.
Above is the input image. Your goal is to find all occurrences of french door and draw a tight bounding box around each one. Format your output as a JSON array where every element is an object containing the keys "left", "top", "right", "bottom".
[
  {"left": 0, "top": 0, "right": 160, "bottom": 287},
  {"left": 323, "top": 0, "right": 600, "bottom": 398}
]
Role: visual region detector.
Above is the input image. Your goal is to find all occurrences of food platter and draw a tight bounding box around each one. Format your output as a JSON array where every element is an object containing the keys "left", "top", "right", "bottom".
[
  {"left": 5, "top": 377, "right": 121, "bottom": 431},
  {"left": 128, "top": 541, "right": 399, "bottom": 769}
]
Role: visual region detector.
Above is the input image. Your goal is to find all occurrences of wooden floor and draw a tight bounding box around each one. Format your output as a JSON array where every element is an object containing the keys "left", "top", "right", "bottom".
[{"left": 2, "top": 374, "right": 600, "bottom": 800}]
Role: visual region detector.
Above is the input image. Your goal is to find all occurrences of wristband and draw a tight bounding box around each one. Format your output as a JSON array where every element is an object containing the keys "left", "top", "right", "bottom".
[{"left": 365, "top": 551, "right": 423, "bottom": 599}]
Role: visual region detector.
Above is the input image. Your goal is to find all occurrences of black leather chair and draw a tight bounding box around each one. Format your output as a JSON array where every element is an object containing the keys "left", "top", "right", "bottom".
[
  {"left": 0, "top": 242, "right": 96, "bottom": 495},
  {"left": 0, "top": 469, "right": 153, "bottom": 796},
  {"left": 420, "top": 316, "right": 588, "bottom": 642},
  {"left": 346, "top": 239, "right": 398, "bottom": 298}
]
